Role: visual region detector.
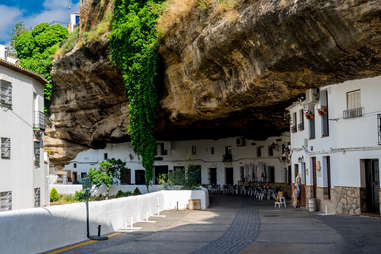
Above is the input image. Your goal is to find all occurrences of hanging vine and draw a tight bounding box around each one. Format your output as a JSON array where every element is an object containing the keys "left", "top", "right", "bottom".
[{"left": 109, "top": 0, "right": 163, "bottom": 190}]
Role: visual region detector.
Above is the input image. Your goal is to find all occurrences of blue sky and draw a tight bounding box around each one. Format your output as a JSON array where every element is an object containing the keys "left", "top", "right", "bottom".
[{"left": 0, "top": 0, "right": 79, "bottom": 44}]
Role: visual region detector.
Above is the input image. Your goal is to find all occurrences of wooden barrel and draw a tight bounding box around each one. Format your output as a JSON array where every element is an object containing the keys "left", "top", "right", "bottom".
[{"left": 308, "top": 198, "right": 316, "bottom": 212}]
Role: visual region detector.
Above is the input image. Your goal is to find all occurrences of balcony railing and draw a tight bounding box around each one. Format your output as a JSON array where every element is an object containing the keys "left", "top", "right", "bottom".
[
  {"left": 343, "top": 107, "right": 363, "bottom": 119},
  {"left": 33, "top": 111, "right": 45, "bottom": 130},
  {"left": 223, "top": 153, "right": 232, "bottom": 162},
  {"left": 298, "top": 122, "right": 304, "bottom": 131},
  {"left": 291, "top": 125, "right": 297, "bottom": 133}
]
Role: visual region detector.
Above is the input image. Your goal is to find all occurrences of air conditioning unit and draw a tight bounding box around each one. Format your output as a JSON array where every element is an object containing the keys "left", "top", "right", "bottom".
[{"left": 305, "top": 88, "right": 319, "bottom": 104}]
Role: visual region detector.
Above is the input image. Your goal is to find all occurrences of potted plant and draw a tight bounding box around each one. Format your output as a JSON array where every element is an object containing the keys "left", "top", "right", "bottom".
[
  {"left": 318, "top": 106, "right": 328, "bottom": 116},
  {"left": 305, "top": 109, "right": 315, "bottom": 119}
]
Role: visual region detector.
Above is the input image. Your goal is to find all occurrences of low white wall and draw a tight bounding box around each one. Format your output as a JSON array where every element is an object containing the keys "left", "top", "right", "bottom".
[
  {"left": 49, "top": 184, "right": 166, "bottom": 196},
  {"left": 0, "top": 189, "right": 208, "bottom": 254}
]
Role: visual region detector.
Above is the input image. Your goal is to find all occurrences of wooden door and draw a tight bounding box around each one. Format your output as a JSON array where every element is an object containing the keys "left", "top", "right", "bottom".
[
  {"left": 225, "top": 168, "right": 234, "bottom": 185},
  {"left": 301, "top": 162, "right": 307, "bottom": 207},
  {"left": 365, "top": 160, "right": 380, "bottom": 213},
  {"left": 312, "top": 157, "right": 317, "bottom": 198}
]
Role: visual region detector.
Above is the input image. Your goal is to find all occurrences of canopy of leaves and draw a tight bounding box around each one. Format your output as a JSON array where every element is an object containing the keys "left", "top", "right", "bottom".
[
  {"left": 109, "top": 0, "right": 163, "bottom": 190},
  {"left": 14, "top": 23, "right": 68, "bottom": 112}
]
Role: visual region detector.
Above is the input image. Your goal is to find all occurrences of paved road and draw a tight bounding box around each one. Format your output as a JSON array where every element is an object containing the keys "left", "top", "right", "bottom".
[{"left": 57, "top": 195, "right": 381, "bottom": 254}]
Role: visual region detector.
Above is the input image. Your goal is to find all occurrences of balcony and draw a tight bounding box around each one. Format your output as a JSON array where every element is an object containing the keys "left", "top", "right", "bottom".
[
  {"left": 33, "top": 111, "right": 45, "bottom": 130},
  {"left": 343, "top": 107, "right": 363, "bottom": 119},
  {"left": 298, "top": 122, "right": 304, "bottom": 131},
  {"left": 291, "top": 125, "right": 297, "bottom": 133},
  {"left": 223, "top": 153, "right": 232, "bottom": 162}
]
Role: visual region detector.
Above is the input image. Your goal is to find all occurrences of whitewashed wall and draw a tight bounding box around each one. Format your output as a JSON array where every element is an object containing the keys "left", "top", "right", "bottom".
[
  {"left": 289, "top": 76, "right": 381, "bottom": 188},
  {"left": 0, "top": 65, "right": 47, "bottom": 210},
  {"left": 0, "top": 189, "right": 208, "bottom": 254},
  {"left": 49, "top": 184, "right": 166, "bottom": 195},
  {"left": 63, "top": 135, "right": 290, "bottom": 185}
]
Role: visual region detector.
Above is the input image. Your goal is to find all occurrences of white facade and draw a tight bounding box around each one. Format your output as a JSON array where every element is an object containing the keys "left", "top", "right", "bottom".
[
  {"left": 68, "top": 12, "right": 80, "bottom": 33},
  {"left": 0, "top": 61, "right": 48, "bottom": 211},
  {"left": 288, "top": 76, "right": 381, "bottom": 214},
  {"left": 63, "top": 135, "right": 290, "bottom": 186},
  {"left": 0, "top": 45, "right": 18, "bottom": 65}
]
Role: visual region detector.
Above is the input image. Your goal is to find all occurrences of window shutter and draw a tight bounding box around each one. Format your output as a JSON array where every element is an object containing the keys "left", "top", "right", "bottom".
[{"left": 320, "top": 90, "right": 328, "bottom": 107}]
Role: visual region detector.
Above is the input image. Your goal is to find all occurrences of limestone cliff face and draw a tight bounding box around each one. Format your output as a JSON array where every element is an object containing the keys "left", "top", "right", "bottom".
[{"left": 47, "top": 0, "right": 381, "bottom": 168}]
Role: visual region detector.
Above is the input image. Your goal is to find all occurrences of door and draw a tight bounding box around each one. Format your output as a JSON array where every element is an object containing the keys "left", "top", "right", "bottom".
[
  {"left": 135, "top": 170, "right": 146, "bottom": 185},
  {"left": 155, "top": 166, "right": 169, "bottom": 184},
  {"left": 365, "top": 159, "right": 380, "bottom": 213},
  {"left": 72, "top": 172, "right": 78, "bottom": 184},
  {"left": 301, "top": 162, "right": 307, "bottom": 207},
  {"left": 225, "top": 168, "right": 234, "bottom": 185},
  {"left": 312, "top": 157, "right": 317, "bottom": 198},
  {"left": 209, "top": 168, "right": 217, "bottom": 185}
]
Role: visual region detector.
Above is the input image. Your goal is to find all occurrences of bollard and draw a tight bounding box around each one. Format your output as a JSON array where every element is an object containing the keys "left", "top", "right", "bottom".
[{"left": 177, "top": 201, "right": 179, "bottom": 211}]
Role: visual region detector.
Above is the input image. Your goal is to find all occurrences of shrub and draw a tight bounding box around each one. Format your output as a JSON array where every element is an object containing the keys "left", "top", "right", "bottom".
[
  {"left": 74, "top": 190, "right": 86, "bottom": 202},
  {"left": 132, "top": 187, "right": 141, "bottom": 196},
  {"left": 50, "top": 188, "right": 60, "bottom": 202},
  {"left": 62, "top": 195, "right": 76, "bottom": 202},
  {"left": 115, "top": 190, "right": 132, "bottom": 198}
]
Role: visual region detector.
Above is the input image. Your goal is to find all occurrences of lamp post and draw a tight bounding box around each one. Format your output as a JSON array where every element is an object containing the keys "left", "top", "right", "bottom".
[{"left": 82, "top": 177, "right": 108, "bottom": 241}]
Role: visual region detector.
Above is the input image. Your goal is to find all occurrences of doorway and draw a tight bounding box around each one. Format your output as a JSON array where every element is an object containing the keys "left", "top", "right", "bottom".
[
  {"left": 209, "top": 168, "right": 217, "bottom": 185},
  {"left": 301, "top": 162, "right": 307, "bottom": 207},
  {"left": 311, "top": 157, "right": 317, "bottom": 198},
  {"left": 225, "top": 168, "right": 233, "bottom": 185},
  {"left": 364, "top": 159, "right": 380, "bottom": 213},
  {"left": 155, "top": 166, "right": 169, "bottom": 184}
]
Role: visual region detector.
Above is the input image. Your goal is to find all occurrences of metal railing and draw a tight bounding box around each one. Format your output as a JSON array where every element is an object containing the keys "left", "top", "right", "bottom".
[
  {"left": 291, "top": 125, "right": 297, "bottom": 133},
  {"left": 298, "top": 122, "right": 304, "bottom": 131},
  {"left": 343, "top": 107, "right": 363, "bottom": 119},
  {"left": 33, "top": 111, "right": 45, "bottom": 130}
]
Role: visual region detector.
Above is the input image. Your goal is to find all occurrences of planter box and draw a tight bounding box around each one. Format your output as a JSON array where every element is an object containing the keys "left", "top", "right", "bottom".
[{"left": 188, "top": 199, "right": 201, "bottom": 210}]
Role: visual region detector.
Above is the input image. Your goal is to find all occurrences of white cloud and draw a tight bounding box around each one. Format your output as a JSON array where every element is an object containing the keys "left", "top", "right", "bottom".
[
  {"left": 0, "top": 1, "right": 79, "bottom": 44},
  {"left": 0, "top": 5, "right": 23, "bottom": 42}
]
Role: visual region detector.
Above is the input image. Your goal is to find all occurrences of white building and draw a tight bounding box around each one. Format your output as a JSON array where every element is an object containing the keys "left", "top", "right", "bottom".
[
  {"left": 63, "top": 135, "right": 290, "bottom": 188},
  {"left": 0, "top": 45, "right": 18, "bottom": 65},
  {"left": 0, "top": 59, "right": 49, "bottom": 211},
  {"left": 288, "top": 76, "right": 381, "bottom": 215},
  {"left": 67, "top": 12, "right": 80, "bottom": 33}
]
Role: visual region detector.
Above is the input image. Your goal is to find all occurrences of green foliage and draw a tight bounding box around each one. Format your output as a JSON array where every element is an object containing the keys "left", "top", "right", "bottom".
[
  {"left": 74, "top": 190, "right": 86, "bottom": 202},
  {"left": 10, "top": 22, "right": 28, "bottom": 53},
  {"left": 49, "top": 187, "right": 60, "bottom": 202},
  {"left": 168, "top": 167, "right": 185, "bottom": 186},
  {"left": 115, "top": 190, "right": 132, "bottom": 198},
  {"left": 158, "top": 173, "right": 169, "bottom": 189},
  {"left": 133, "top": 187, "right": 141, "bottom": 196},
  {"left": 61, "top": 27, "right": 80, "bottom": 54},
  {"left": 109, "top": 0, "right": 164, "bottom": 191},
  {"left": 14, "top": 23, "right": 69, "bottom": 113}
]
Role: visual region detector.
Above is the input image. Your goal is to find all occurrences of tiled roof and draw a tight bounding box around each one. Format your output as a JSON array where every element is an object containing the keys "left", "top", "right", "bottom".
[{"left": 0, "top": 59, "right": 48, "bottom": 85}]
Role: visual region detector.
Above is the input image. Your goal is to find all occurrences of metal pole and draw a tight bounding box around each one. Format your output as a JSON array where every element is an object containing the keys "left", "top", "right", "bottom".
[{"left": 86, "top": 193, "right": 90, "bottom": 238}]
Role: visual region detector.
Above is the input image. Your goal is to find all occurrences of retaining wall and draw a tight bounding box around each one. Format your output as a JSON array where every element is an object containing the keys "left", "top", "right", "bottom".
[{"left": 0, "top": 189, "right": 208, "bottom": 254}]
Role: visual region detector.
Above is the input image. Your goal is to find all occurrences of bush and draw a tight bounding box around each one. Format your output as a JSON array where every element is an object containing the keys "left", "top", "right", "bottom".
[
  {"left": 74, "top": 190, "right": 86, "bottom": 202},
  {"left": 132, "top": 187, "right": 141, "bottom": 196},
  {"left": 50, "top": 188, "right": 60, "bottom": 202},
  {"left": 62, "top": 194, "right": 76, "bottom": 202},
  {"left": 115, "top": 190, "right": 132, "bottom": 198}
]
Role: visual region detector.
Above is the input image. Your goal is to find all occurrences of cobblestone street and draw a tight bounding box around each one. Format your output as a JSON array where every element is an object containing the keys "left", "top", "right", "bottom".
[{"left": 56, "top": 195, "right": 381, "bottom": 254}]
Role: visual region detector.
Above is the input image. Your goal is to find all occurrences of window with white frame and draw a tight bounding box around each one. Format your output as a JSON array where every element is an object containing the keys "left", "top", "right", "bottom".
[
  {"left": 1, "top": 137, "right": 10, "bottom": 159},
  {"left": 344, "top": 90, "right": 362, "bottom": 119},
  {"left": 0, "top": 191, "right": 12, "bottom": 211},
  {"left": 378, "top": 114, "right": 381, "bottom": 145},
  {"left": 0, "top": 80, "right": 12, "bottom": 109},
  {"left": 34, "top": 188, "right": 40, "bottom": 207}
]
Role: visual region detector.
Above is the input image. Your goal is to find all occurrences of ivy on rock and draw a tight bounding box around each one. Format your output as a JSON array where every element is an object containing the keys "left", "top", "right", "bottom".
[{"left": 109, "top": 0, "right": 163, "bottom": 191}]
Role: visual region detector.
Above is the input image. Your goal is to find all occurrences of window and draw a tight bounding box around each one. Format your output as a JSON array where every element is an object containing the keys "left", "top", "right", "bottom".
[
  {"left": 1, "top": 137, "right": 10, "bottom": 159},
  {"left": 0, "top": 191, "right": 12, "bottom": 211},
  {"left": 291, "top": 112, "right": 297, "bottom": 133},
  {"left": 34, "top": 141, "right": 40, "bottom": 167},
  {"left": 320, "top": 90, "right": 329, "bottom": 137},
  {"left": 74, "top": 163, "right": 77, "bottom": 169},
  {"left": 240, "top": 167, "right": 245, "bottom": 182},
  {"left": 309, "top": 117, "right": 315, "bottom": 140},
  {"left": 236, "top": 137, "right": 246, "bottom": 147},
  {"left": 81, "top": 172, "right": 87, "bottom": 179},
  {"left": 104, "top": 153, "right": 108, "bottom": 160},
  {"left": 298, "top": 109, "right": 304, "bottom": 131},
  {"left": 377, "top": 114, "right": 381, "bottom": 145},
  {"left": 34, "top": 188, "right": 40, "bottom": 207},
  {"left": 120, "top": 168, "right": 131, "bottom": 185},
  {"left": 191, "top": 145, "right": 197, "bottom": 155},
  {"left": 223, "top": 146, "right": 232, "bottom": 162},
  {"left": 268, "top": 166, "right": 275, "bottom": 183},
  {"left": 135, "top": 170, "right": 146, "bottom": 185},
  {"left": 344, "top": 90, "right": 362, "bottom": 119},
  {"left": 257, "top": 146, "right": 262, "bottom": 157},
  {"left": 210, "top": 146, "right": 214, "bottom": 155},
  {"left": 156, "top": 143, "right": 167, "bottom": 156},
  {"left": 268, "top": 146, "right": 274, "bottom": 157},
  {"left": 0, "top": 80, "right": 12, "bottom": 109}
]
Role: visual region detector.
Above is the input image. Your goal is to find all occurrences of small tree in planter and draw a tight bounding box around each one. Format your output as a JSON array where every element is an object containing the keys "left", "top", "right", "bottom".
[{"left": 88, "top": 159, "right": 127, "bottom": 199}]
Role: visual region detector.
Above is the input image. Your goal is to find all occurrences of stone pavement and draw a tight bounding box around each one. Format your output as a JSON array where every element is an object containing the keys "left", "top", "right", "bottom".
[{"left": 57, "top": 195, "right": 381, "bottom": 254}]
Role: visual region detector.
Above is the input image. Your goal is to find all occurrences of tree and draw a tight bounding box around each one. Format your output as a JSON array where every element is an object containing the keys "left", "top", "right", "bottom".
[
  {"left": 9, "top": 22, "right": 29, "bottom": 56},
  {"left": 13, "top": 23, "right": 69, "bottom": 113},
  {"left": 88, "top": 158, "right": 127, "bottom": 198}
]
